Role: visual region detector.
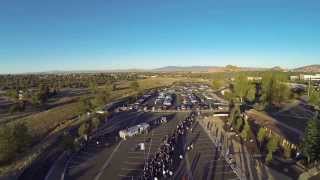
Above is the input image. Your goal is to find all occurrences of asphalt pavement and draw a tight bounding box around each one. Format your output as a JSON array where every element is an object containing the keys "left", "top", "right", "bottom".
[{"left": 65, "top": 111, "right": 238, "bottom": 180}]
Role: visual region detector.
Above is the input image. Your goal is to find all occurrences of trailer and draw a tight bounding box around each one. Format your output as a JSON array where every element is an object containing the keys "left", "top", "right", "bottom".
[{"left": 119, "top": 123, "right": 150, "bottom": 140}]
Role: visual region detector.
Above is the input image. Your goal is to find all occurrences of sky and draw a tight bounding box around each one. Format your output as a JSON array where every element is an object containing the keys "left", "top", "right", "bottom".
[{"left": 0, "top": 0, "right": 320, "bottom": 73}]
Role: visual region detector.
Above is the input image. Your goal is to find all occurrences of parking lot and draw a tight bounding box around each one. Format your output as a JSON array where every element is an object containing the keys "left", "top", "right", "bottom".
[
  {"left": 66, "top": 110, "right": 238, "bottom": 180},
  {"left": 65, "top": 83, "right": 235, "bottom": 180}
]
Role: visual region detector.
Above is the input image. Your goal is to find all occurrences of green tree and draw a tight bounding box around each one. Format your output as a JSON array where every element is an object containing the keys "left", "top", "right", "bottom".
[
  {"left": 78, "top": 123, "right": 90, "bottom": 137},
  {"left": 301, "top": 113, "right": 320, "bottom": 165},
  {"left": 229, "top": 106, "right": 244, "bottom": 132},
  {"left": 241, "top": 119, "right": 252, "bottom": 141},
  {"left": 212, "top": 80, "right": 223, "bottom": 90},
  {"left": 309, "top": 88, "right": 320, "bottom": 109},
  {"left": 261, "top": 72, "right": 290, "bottom": 107},
  {"left": 246, "top": 84, "right": 256, "bottom": 102},
  {"left": 91, "top": 117, "right": 101, "bottom": 130},
  {"left": 78, "top": 97, "right": 92, "bottom": 114},
  {"left": 12, "top": 123, "right": 31, "bottom": 153},
  {"left": 9, "top": 104, "right": 19, "bottom": 114},
  {"left": 31, "top": 93, "right": 41, "bottom": 107},
  {"left": 234, "top": 74, "right": 250, "bottom": 103},
  {"left": 265, "top": 152, "right": 273, "bottom": 164},
  {"left": 6, "top": 89, "right": 18, "bottom": 101},
  {"left": 130, "top": 81, "right": 140, "bottom": 92},
  {"left": 89, "top": 81, "right": 98, "bottom": 94},
  {"left": 61, "top": 132, "right": 75, "bottom": 151},
  {"left": 91, "top": 87, "right": 111, "bottom": 109},
  {"left": 257, "top": 127, "right": 267, "bottom": 147},
  {"left": 0, "top": 125, "right": 17, "bottom": 164},
  {"left": 265, "top": 134, "right": 279, "bottom": 163}
]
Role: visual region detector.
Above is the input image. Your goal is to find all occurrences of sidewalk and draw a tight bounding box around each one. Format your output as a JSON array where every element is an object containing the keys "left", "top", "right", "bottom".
[{"left": 198, "top": 116, "right": 254, "bottom": 180}]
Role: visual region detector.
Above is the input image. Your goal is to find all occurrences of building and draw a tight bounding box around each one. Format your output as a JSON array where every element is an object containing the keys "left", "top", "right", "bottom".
[
  {"left": 299, "top": 74, "right": 320, "bottom": 81},
  {"left": 289, "top": 75, "right": 299, "bottom": 81},
  {"left": 247, "top": 76, "right": 262, "bottom": 81}
]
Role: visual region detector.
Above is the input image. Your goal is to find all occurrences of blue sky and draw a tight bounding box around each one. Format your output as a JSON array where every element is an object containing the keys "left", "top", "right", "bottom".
[{"left": 0, "top": 0, "right": 320, "bottom": 73}]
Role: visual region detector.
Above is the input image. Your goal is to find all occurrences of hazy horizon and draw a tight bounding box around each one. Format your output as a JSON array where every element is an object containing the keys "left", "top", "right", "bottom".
[{"left": 1, "top": 0, "right": 320, "bottom": 74}]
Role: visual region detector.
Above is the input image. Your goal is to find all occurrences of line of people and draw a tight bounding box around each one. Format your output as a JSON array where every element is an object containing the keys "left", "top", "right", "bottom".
[{"left": 142, "top": 112, "right": 197, "bottom": 180}]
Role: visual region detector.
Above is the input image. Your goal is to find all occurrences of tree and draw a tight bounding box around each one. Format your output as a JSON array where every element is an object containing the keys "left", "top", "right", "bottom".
[
  {"left": 61, "top": 132, "right": 75, "bottom": 151},
  {"left": 212, "top": 80, "right": 223, "bottom": 90},
  {"left": 91, "top": 117, "right": 101, "bottom": 130},
  {"left": 89, "top": 81, "right": 98, "bottom": 94},
  {"left": 112, "top": 83, "right": 117, "bottom": 91},
  {"left": 31, "top": 93, "right": 41, "bottom": 107},
  {"left": 241, "top": 119, "right": 252, "bottom": 141},
  {"left": 0, "top": 125, "right": 17, "bottom": 164},
  {"left": 257, "top": 127, "right": 267, "bottom": 147},
  {"left": 301, "top": 113, "right": 320, "bottom": 165},
  {"left": 229, "top": 105, "right": 244, "bottom": 132},
  {"left": 246, "top": 84, "right": 256, "bottom": 102},
  {"left": 130, "top": 81, "right": 140, "bottom": 92},
  {"left": 12, "top": 122, "right": 31, "bottom": 153},
  {"left": 6, "top": 89, "right": 18, "bottom": 101},
  {"left": 9, "top": 104, "right": 19, "bottom": 114},
  {"left": 92, "top": 87, "right": 111, "bottom": 109},
  {"left": 78, "top": 123, "right": 90, "bottom": 137},
  {"left": 309, "top": 88, "right": 320, "bottom": 109},
  {"left": 0, "top": 122, "right": 31, "bottom": 164},
  {"left": 234, "top": 74, "right": 250, "bottom": 103},
  {"left": 265, "top": 135, "right": 279, "bottom": 163},
  {"left": 261, "top": 72, "right": 290, "bottom": 107},
  {"left": 78, "top": 97, "right": 92, "bottom": 114}
]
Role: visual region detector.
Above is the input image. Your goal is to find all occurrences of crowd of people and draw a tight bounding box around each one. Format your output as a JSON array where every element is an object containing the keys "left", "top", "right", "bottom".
[{"left": 142, "top": 112, "right": 197, "bottom": 180}]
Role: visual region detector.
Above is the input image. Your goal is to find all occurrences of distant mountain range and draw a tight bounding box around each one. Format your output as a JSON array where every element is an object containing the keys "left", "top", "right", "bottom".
[
  {"left": 8, "top": 64, "right": 320, "bottom": 75},
  {"left": 153, "top": 65, "right": 320, "bottom": 73},
  {"left": 292, "top": 65, "right": 320, "bottom": 73}
]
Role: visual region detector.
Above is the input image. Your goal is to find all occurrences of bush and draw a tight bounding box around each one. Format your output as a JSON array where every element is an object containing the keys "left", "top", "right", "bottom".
[{"left": 0, "top": 123, "right": 32, "bottom": 165}]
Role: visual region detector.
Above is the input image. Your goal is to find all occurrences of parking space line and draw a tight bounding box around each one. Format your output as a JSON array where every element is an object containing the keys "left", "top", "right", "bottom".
[
  {"left": 121, "top": 168, "right": 142, "bottom": 171},
  {"left": 118, "top": 174, "right": 140, "bottom": 178},
  {"left": 124, "top": 161, "right": 143, "bottom": 165},
  {"left": 213, "top": 171, "right": 236, "bottom": 175},
  {"left": 94, "top": 141, "right": 123, "bottom": 180},
  {"left": 128, "top": 151, "right": 146, "bottom": 154},
  {"left": 128, "top": 156, "right": 144, "bottom": 159},
  {"left": 207, "top": 164, "right": 231, "bottom": 169}
]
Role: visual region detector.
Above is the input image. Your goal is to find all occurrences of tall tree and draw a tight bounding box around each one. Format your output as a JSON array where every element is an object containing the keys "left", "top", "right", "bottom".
[
  {"left": 257, "top": 127, "right": 267, "bottom": 147},
  {"left": 234, "top": 74, "right": 250, "bottom": 103},
  {"left": 12, "top": 123, "right": 31, "bottom": 153},
  {"left": 309, "top": 88, "right": 320, "bottom": 109},
  {"left": 266, "top": 134, "right": 279, "bottom": 163},
  {"left": 241, "top": 119, "right": 252, "bottom": 141},
  {"left": 261, "top": 72, "right": 290, "bottom": 107},
  {"left": 78, "top": 123, "right": 91, "bottom": 138},
  {"left": 78, "top": 97, "right": 92, "bottom": 114},
  {"left": 301, "top": 113, "right": 320, "bottom": 165},
  {"left": 0, "top": 125, "right": 17, "bottom": 164}
]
